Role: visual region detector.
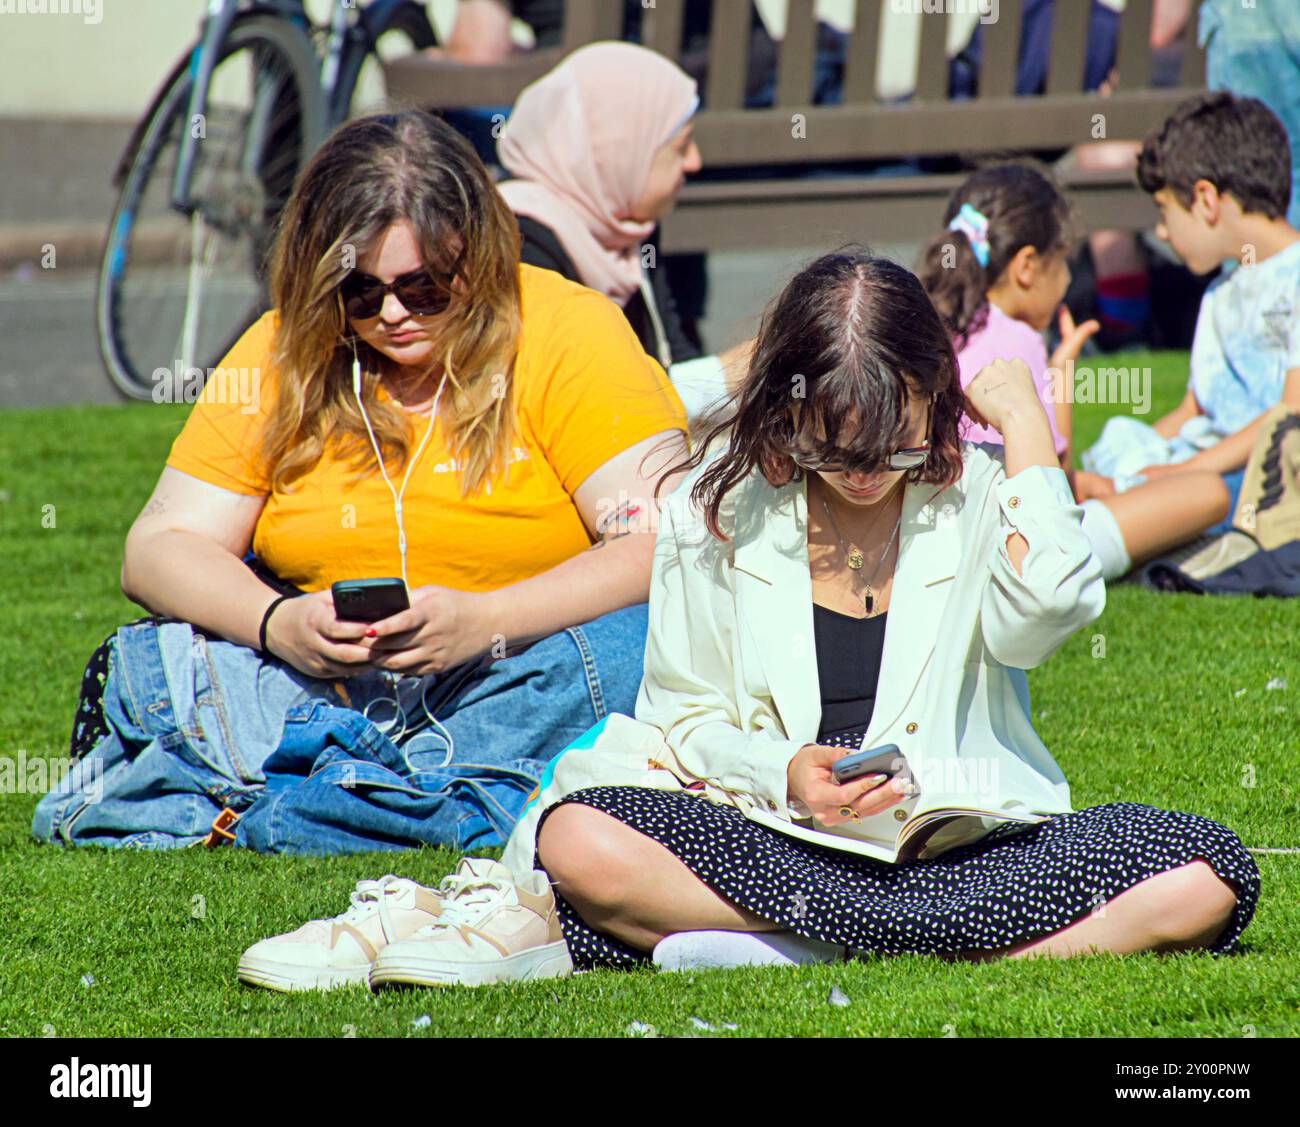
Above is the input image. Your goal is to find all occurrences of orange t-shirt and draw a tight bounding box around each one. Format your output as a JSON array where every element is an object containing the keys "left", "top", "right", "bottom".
[{"left": 165, "top": 264, "right": 687, "bottom": 593}]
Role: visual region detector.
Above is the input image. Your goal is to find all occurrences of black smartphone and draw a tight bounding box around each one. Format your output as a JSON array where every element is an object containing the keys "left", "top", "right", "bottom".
[
  {"left": 331, "top": 578, "right": 410, "bottom": 623},
  {"left": 831, "top": 743, "right": 909, "bottom": 786}
]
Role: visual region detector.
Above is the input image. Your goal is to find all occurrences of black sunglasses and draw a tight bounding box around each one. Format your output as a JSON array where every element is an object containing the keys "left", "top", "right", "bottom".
[
  {"left": 339, "top": 267, "right": 456, "bottom": 320},
  {"left": 789, "top": 402, "right": 934, "bottom": 475}
]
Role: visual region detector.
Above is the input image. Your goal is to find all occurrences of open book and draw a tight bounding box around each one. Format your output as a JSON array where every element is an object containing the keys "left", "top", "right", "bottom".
[
  {"left": 762, "top": 768, "right": 1054, "bottom": 864},
  {"left": 889, "top": 805, "right": 1049, "bottom": 863}
]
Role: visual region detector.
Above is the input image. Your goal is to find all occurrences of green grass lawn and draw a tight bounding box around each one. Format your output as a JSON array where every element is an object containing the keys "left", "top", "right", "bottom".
[{"left": 1, "top": 352, "right": 1297, "bottom": 1038}]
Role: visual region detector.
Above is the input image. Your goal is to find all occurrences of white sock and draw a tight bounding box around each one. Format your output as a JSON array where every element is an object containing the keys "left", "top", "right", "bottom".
[
  {"left": 1080, "top": 498, "right": 1132, "bottom": 580},
  {"left": 652, "top": 930, "right": 846, "bottom": 971}
]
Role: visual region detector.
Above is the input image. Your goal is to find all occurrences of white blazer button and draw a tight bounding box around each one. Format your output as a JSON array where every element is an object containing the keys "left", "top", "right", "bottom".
[
  {"left": 767, "top": 799, "right": 777, "bottom": 812},
  {"left": 906, "top": 722, "right": 918, "bottom": 734},
  {"left": 894, "top": 808, "right": 908, "bottom": 821},
  {"left": 1008, "top": 496, "right": 1021, "bottom": 509}
]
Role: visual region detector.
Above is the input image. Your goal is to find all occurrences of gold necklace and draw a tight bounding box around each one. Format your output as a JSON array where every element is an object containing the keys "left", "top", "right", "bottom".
[{"left": 817, "top": 481, "right": 903, "bottom": 615}]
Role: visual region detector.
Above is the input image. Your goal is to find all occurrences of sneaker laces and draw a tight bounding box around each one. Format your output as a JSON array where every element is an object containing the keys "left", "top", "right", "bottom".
[
  {"left": 425, "top": 876, "right": 515, "bottom": 930},
  {"left": 331, "top": 875, "right": 420, "bottom": 943}
]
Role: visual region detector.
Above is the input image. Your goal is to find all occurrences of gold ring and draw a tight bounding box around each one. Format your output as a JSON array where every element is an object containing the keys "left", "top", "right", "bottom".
[{"left": 839, "top": 806, "right": 861, "bottom": 822}]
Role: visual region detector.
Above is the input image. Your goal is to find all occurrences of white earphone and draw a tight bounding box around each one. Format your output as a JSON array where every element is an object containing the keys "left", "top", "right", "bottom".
[{"left": 351, "top": 341, "right": 449, "bottom": 591}]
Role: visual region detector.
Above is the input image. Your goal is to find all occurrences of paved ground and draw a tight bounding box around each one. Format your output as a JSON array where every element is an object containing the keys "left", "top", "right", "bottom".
[
  {"left": 0, "top": 115, "right": 916, "bottom": 408},
  {"left": 0, "top": 244, "right": 917, "bottom": 410}
]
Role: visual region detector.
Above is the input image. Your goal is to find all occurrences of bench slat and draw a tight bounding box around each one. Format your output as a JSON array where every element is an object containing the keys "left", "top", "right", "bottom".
[
  {"left": 662, "top": 169, "right": 1163, "bottom": 252},
  {"left": 691, "top": 90, "right": 1195, "bottom": 163},
  {"left": 562, "top": 0, "right": 623, "bottom": 53},
  {"left": 777, "top": 0, "right": 818, "bottom": 107},
  {"left": 1118, "top": 0, "right": 1154, "bottom": 91},
  {"left": 706, "top": 0, "right": 753, "bottom": 110},
  {"left": 1047, "top": 0, "right": 1091, "bottom": 95},
  {"left": 383, "top": 50, "right": 563, "bottom": 109},
  {"left": 980, "top": 0, "right": 1024, "bottom": 100},
  {"left": 842, "top": 0, "right": 880, "bottom": 105},
  {"left": 644, "top": 0, "right": 687, "bottom": 62},
  {"left": 916, "top": 10, "right": 949, "bottom": 102}
]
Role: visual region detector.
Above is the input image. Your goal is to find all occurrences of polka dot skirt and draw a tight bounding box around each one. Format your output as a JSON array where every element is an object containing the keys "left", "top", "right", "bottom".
[{"left": 534, "top": 788, "right": 1260, "bottom": 969}]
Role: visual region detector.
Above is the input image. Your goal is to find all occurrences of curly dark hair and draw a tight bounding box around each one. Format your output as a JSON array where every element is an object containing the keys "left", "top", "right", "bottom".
[
  {"left": 656, "top": 249, "right": 977, "bottom": 542},
  {"left": 1137, "top": 91, "right": 1293, "bottom": 220}
]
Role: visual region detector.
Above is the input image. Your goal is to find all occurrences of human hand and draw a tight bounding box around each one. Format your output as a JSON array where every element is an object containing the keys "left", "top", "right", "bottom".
[
  {"left": 361, "top": 585, "right": 496, "bottom": 675},
  {"left": 786, "top": 743, "right": 909, "bottom": 827},
  {"left": 263, "top": 590, "right": 376, "bottom": 679},
  {"left": 1048, "top": 306, "right": 1100, "bottom": 373},
  {"left": 964, "top": 358, "right": 1048, "bottom": 435},
  {"left": 1134, "top": 463, "right": 1180, "bottom": 480},
  {"left": 1072, "top": 469, "right": 1116, "bottom": 501}
]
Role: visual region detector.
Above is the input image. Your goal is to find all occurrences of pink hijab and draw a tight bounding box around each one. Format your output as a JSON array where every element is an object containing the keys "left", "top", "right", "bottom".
[{"left": 497, "top": 42, "right": 699, "bottom": 304}]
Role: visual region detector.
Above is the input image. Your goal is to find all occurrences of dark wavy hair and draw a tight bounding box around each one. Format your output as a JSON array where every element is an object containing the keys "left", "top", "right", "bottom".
[
  {"left": 656, "top": 249, "right": 976, "bottom": 542},
  {"left": 916, "top": 162, "right": 1073, "bottom": 351},
  {"left": 1137, "top": 91, "right": 1293, "bottom": 220}
]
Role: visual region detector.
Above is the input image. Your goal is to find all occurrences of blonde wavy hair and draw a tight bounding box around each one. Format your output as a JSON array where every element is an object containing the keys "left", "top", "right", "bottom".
[{"left": 262, "top": 111, "right": 522, "bottom": 497}]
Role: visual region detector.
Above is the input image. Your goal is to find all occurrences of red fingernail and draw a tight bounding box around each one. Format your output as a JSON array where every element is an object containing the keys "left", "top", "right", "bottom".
[{"left": 365, "top": 628, "right": 377, "bottom": 637}]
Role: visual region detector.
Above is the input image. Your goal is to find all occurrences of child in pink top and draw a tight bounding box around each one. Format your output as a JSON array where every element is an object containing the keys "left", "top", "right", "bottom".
[
  {"left": 919, "top": 162, "right": 1239, "bottom": 582},
  {"left": 956, "top": 301, "right": 1070, "bottom": 458},
  {"left": 919, "top": 165, "right": 1095, "bottom": 473}
]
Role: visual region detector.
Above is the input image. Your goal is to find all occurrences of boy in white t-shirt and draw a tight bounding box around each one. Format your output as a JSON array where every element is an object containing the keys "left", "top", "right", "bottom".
[{"left": 1076, "top": 92, "right": 1300, "bottom": 573}]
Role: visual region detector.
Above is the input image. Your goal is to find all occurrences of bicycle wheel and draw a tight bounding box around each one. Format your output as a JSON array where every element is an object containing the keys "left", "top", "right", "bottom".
[
  {"left": 332, "top": 0, "right": 437, "bottom": 124},
  {"left": 97, "top": 16, "right": 325, "bottom": 401}
]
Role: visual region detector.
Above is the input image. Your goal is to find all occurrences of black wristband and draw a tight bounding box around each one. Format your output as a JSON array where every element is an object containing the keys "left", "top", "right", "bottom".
[{"left": 259, "top": 595, "right": 295, "bottom": 657}]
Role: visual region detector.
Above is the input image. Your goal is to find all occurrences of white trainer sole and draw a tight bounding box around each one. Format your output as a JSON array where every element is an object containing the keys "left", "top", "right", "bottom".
[
  {"left": 369, "top": 941, "right": 573, "bottom": 989},
  {"left": 237, "top": 956, "right": 372, "bottom": 993}
]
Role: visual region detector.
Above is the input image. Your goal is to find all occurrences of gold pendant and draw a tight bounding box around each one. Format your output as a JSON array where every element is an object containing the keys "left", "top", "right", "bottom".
[{"left": 847, "top": 549, "right": 865, "bottom": 570}]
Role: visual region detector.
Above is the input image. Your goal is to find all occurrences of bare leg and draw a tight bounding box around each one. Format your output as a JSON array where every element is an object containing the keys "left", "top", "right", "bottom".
[
  {"left": 537, "top": 803, "right": 780, "bottom": 952},
  {"left": 954, "top": 860, "right": 1239, "bottom": 963},
  {"left": 1102, "top": 472, "right": 1231, "bottom": 564},
  {"left": 540, "top": 808, "right": 1240, "bottom": 963}
]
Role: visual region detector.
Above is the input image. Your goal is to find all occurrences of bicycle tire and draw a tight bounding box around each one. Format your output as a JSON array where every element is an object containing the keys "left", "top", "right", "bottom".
[
  {"left": 331, "top": 0, "right": 437, "bottom": 126},
  {"left": 97, "top": 15, "right": 326, "bottom": 401}
]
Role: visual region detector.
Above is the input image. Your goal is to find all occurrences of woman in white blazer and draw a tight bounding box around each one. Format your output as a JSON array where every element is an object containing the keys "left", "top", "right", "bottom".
[{"left": 535, "top": 251, "right": 1259, "bottom": 971}]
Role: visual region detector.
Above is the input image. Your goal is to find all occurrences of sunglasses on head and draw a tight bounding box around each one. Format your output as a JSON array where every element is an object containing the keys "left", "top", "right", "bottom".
[{"left": 339, "top": 267, "right": 456, "bottom": 320}]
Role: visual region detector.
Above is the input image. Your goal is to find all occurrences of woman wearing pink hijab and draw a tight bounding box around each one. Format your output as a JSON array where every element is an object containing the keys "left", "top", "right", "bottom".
[{"left": 497, "top": 41, "right": 747, "bottom": 422}]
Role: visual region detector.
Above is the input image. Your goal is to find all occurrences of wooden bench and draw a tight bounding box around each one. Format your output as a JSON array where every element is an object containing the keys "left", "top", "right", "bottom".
[{"left": 382, "top": 0, "right": 1205, "bottom": 253}]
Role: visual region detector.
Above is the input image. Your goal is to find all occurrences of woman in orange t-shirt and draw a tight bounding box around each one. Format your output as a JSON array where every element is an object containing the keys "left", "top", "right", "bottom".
[{"left": 55, "top": 111, "right": 688, "bottom": 856}]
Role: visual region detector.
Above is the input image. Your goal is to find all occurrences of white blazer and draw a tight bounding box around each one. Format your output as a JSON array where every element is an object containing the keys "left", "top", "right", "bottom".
[{"left": 630, "top": 442, "right": 1107, "bottom": 861}]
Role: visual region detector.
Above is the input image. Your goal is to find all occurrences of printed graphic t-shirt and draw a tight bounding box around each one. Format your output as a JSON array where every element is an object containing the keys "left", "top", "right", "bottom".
[
  {"left": 1189, "top": 239, "right": 1300, "bottom": 436},
  {"left": 165, "top": 264, "right": 687, "bottom": 594}
]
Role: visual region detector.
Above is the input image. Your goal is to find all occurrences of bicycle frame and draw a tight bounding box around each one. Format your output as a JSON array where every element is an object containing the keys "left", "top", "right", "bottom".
[
  {"left": 166, "top": 0, "right": 421, "bottom": 214},
  {"left": 169, "top": 0, "right": 313, "bottom": 215}
]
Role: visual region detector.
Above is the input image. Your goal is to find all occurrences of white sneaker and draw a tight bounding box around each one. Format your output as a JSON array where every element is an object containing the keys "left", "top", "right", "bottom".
[
  {"left": 370, "top": 860, "right": 572, "bottom": 989},
  {"left": 237, "top": 873, "right": 446, "bottom": 992},
  {"left": 652, "top": 930, "right": 847, "bottom": 971}
]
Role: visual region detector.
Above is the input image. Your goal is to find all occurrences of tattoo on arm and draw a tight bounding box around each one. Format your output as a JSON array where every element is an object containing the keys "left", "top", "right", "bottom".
[
  {"left": 141, "top": 498, "right": 168, "bottom": 518},
  {"left": 587, "top": 529, "right": 634, "bottom": 551},
  {"left": 588, "top": 501, "right": 643, "bottom": 550}
]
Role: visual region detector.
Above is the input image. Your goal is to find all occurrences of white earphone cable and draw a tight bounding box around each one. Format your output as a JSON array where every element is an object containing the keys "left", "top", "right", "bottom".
[{"left": 352, "top": 343, "right": 449, "bottom": 591}]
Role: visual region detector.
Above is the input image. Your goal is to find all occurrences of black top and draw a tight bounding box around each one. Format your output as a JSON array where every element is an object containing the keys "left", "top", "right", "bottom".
[
  {"left": 514, "top": 212, "right": 702, "bottom": 366},
  {"left": 813, "top": 605, "right": 888, "bottom": 744}
]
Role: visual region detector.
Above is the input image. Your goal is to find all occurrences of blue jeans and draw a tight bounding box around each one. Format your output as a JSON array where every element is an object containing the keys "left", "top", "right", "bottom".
[{"left": 33, "top": 604, "right": 648, "bottom": 854}]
